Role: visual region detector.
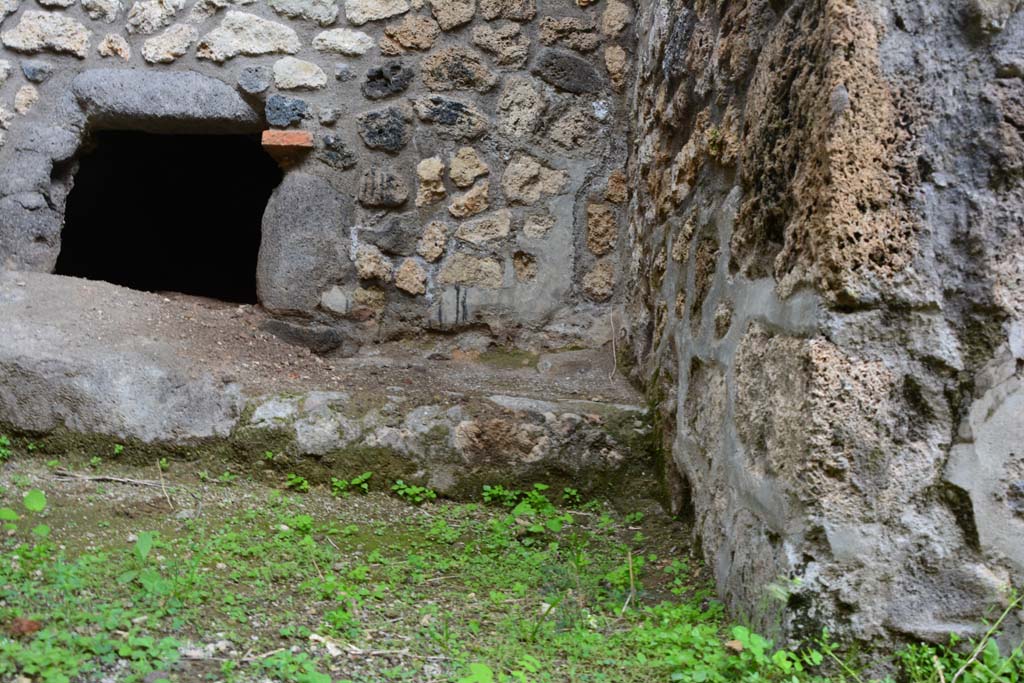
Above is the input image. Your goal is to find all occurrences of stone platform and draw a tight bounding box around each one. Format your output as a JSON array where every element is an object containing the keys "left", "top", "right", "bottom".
[{"left": 0, "top": 270, "right": 653, "bottom": 497}]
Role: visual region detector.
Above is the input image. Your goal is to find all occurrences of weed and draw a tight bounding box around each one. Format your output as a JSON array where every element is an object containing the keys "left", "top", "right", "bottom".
[
  {"left": 0, "top": 435, "right": 11, "bottom": 461},
  {"left": 331, "top": 471, "right": 373, "bottom": 496},
  {"left": 483, "top": 484, "right": 521, "bottom": 507},
  {"left": 562, "top": 487, "right": 582, "bottom": 506},
  {"left": 391, "top": 480, "right": 437, "bottom": 505},
  {"left": 285, "top": 473, "right": 310, "bottom": 492},
  {"left": 625, "top": 511, "right": 644, "bottom": 525}
]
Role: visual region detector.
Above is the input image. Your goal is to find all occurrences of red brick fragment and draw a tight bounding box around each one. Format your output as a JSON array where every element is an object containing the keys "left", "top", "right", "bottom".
[{"left": 261, "top": 130, "right": 314, "bottom": 167}]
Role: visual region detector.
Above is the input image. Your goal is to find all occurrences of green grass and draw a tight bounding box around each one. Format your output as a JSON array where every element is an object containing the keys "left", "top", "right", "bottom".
[{"left": 0, "top": 458, "right": 1020, "bottom": 683}]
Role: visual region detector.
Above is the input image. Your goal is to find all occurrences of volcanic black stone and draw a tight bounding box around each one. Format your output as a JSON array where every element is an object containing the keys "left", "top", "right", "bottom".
[
  {"left": 532, "top": 49, "right": 605, "bottom": 94},
  {"left": 358, "top": 166, "right": 408, "bottom": 208},
  {"left": 265, "top": 95, "right": 310, "bottom": 127},
  {"left": 361, "top": 61, "right": 414, "bottom": 100},
  {"left": 21, "top": 60, "right": 53, "bottom": 84},
  {"left": 238, "top": 65, "right": 272, "bottom": 95},
  {"left": 318, "top": 107, "right": 342, "bottom": 125},
  {"left": 1010, "top": 481, "right": 1024, "bottom": 516},
  {"left": 335, "top": 63, "right": 356, "bottom": 82},
  {"left": 318, "top": 134, "right": 357, "bottom": 170},
  {"left": 412, "top": 96, "right": 488, "bottom": 140},
  {"left": 358, "top": 213, "right": 419, "bottom": 256},
  {"left": 357, "top": 106, "right": 410, "bottom": 153},
  {"left": 261, "top": 318, "right": 353, "bottom": 355}
]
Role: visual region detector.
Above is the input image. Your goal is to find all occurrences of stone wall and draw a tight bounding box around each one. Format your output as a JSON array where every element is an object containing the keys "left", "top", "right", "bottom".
[
  {"left": 0, "top": 0, "right": 636, "bottom": 349},
  {"left": 4, "top": 0, "right": 1024, "bottom": 651},
  {"left": 623, "top": 0, "right": 1024, "bottom": 646}
]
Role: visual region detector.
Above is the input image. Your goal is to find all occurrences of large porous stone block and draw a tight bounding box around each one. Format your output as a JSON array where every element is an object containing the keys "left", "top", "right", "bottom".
[
  {"left": 71, "top": 69, "right": 262, "bottom": 132},
  {"left": 257, "top": 172, "right": 353, "bottom": 314}
]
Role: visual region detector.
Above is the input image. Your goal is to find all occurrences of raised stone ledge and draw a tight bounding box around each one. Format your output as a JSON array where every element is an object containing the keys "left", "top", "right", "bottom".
[{"left": 0, "top": 271, "right": 652, "bottom": 498}]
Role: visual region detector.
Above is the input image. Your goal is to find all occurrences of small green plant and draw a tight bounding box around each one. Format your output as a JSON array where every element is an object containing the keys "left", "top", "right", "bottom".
[
  {"left": 89, "top": 456, "right": 102, "bottom": 469},
  {"left": 331, "top": 471, "right": 373, "bottom": 496},
  {"left": 158, "top": 457, "right": 169, "bottom": 472},
  {"left": 351, "top": 471, "right": 372, "bottom": 493},
  {"left": 285, "top": 473, "right": 310, "bottom": 493},
  {"left": 482, "top": 484, "right": 522, "bottom": 507},
  {"left": 0, "top": 434, "right": 11, "bottom": 461},
  {"left": 134, "top": 530, "right": 155, "bottom": 562},
  {"left": 198, "top": 470, "right": 210, "bottom": 482},
  {"left": 625, "top": 511, "right": 644, "bottom": 525},
  {"left": 218, "top": 471, "right": 237, "bottom": 485},
  {"left": 113, "top": 443, "right": 124, "bottom": 456},
  {"left": 264, "top": 450, "right": 275, "bottom": 461},
  {"left": 391, "top": 480, "right": 436, "bottom": 505},
  {"left": 562, "top": 487, "right": 582, "bottom": 506},
  {"left": 23, "top": 489, "right": 46, "bottom": 513},
  {"left": 707, "top": 126, "right": 722, "bottom": 157},
  {"left": 459, "top": 663, "right": 496, "bottom": 683}
]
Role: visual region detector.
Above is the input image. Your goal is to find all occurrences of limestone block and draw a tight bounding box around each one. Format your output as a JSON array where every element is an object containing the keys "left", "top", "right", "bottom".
[
  {"left": 355, "top": 244, "right": 393, "bottom": 282},
  {"left": 312, "top": 27, "right": 374, "bottom": 55},
  {"left": 417, "top": 221, "right": 448, "bottom": 262},
  {"left": 438, "top": 252, "right": 503, "bottom": 288},
  {"left": 381, "top": 14, "right": 438, "bottom": 52},
  {"left": 416, "top": 156, "right": 447, "bottom": 207},
  {"left": 426, "top": 0, "right": 473, "bottom": 30},
  {"left": 125, "top": 0, "right": 185, "bottom": 34},
  {"left": 97, "top": 34, "right": 130, "bottom": 59},
  {"left": 449, "top": 146, "right": 489, "bottom": 188},
  {"left": 586, "top": 203, "right": 617, "bottom": 256},
  {"left": 14, "top": 84, "right": 38, "bottom": 114},
  {"left": 269, "top": 0, "right": 338, "bottom": 26},
  {"left": 448, "top": 180, "right": 489, "bottom": 218},
  {"left": 0, "top": 0, "right": 19, "bottom": 26},
  {"left": 497, "top": 78, "right": 545, "bottom": 137},
  {"left": 539, "top": 16, "right": 599, "bottom": 52},
  {"left": 421, "top": 45, "right": 497, "bottom": 92},
  {"left": 197, "top": 11, "right": 300, "bottom": 62},
  {"left": 82, "top": 0, "right": 121, "bottom": 23},
  {"left": 1, "top": 11, "right": 91, "bottom": 58},
  {"left": 455, "top": 209, "right": 510, "bottom": 245},
  {"left": 141, "top": 23, "right": 196, "bottom": 64},
  {"left": 345, "top": 0, "right": 408, "bottom": 25},
  {"left": 471, "top": 21, "right": 528, "bottom": 68},
  {"left": 501, "top": 154, "right": 567, "bottom": 204},
  {"left": 599, "top": 0, "right": 630, "bottom": 37},
  {"left": 273, "top": 56, "right": 328, "bottom": 90},
  {"left": 395, "top": 258, "right": 427, "bottom": 295},
  {"left": 478, "top": 0, "right": 534, "bottom": 22},
  {"left": 582, "top": 260, "right": 614, "bottom": 300}
]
